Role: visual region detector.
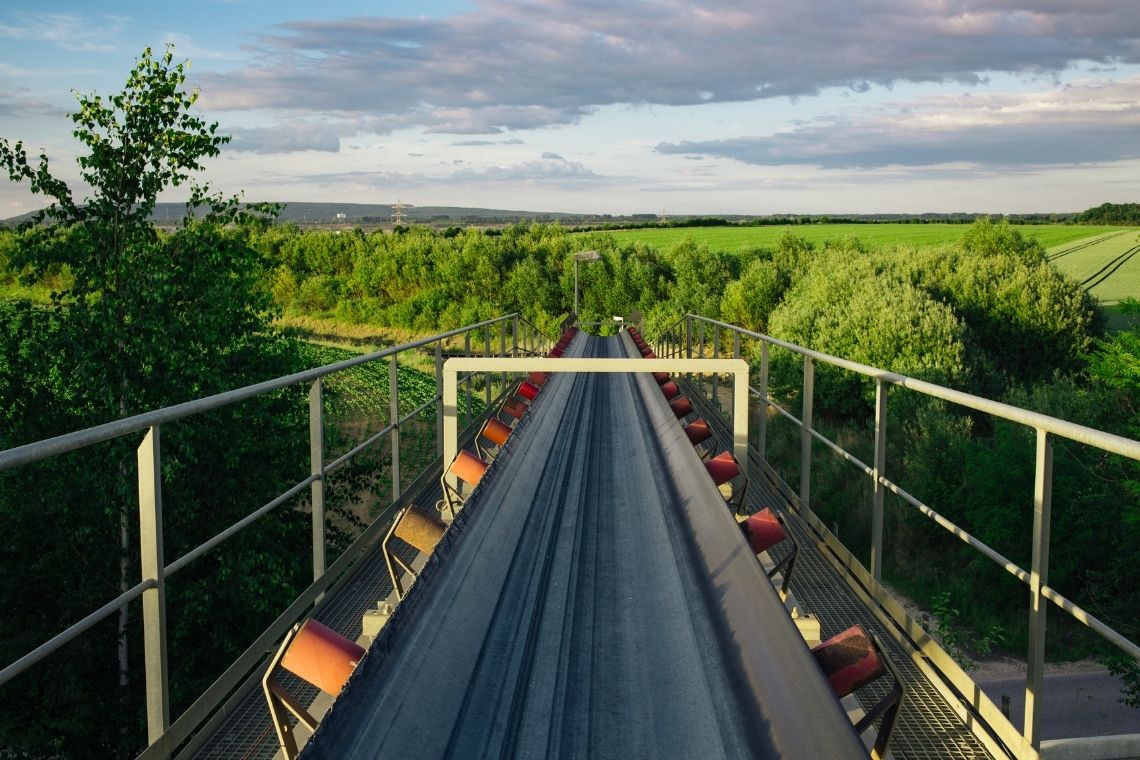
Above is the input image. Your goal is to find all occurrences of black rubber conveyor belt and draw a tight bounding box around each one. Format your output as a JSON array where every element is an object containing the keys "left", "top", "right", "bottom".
[{"left": 302, "top": 333, "right": 865, "bottom": 759}]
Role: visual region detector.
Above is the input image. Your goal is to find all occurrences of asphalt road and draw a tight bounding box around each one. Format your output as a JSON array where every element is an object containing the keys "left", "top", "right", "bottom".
[{"left": 978, "top": 670, "right": 1140, "bottom": 740}]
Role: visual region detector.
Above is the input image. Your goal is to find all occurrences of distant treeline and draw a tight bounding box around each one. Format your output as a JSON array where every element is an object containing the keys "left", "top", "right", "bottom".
[{"left": 1075, "top": 202, "right": 1140, "bottom": 225}]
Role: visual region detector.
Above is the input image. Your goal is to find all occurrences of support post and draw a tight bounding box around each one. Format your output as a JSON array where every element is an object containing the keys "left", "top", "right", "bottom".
[
  {"left": 309, "top": 380, "right": 325, "bottom": 580},
  {"left": 485, "top": 326, "right": 492, "bottom": 408},
  {"left": 712, "top": 328, "right": 720, "bottom": 409},
  {"left": 435, "top": 342, "right": 444, "bottom": 456},
  {"left": 800, "top": 356, "right": 814, "bottom": 507},
  {"left": 699, "top": 320, "right": 706, "bottom": 398},
  {"left": 871, "top": 379, "right": 887, "bottom": 581},
  {"left": 733, "top": 364, "right": 749, "bottom": 467},
  {"left": 758, "top": 342, "right": 769, "bottom": 462},
  {"left": 443, "top": 369, "right": 458, "bottom": 491},
  {"left": 138, "top": 426, "right": 169, "bottom": 743},
  {"left": 464, "top": 331, "right": 472, "bottom": 428},
  {"left": 512, "top": 315, "right": 519, "bottom": 358},
  {"left": 389, "top": 356, "right": 400, "bottom": 502},
  {"left": 732, "top": 331, "right": 741, "bottom": 427},
  {"left": 1024, "top": 429, "right": 1053, "bottom": 754},
  {"left": 500, "top": 320, "right": 508, "bottom": 397}
]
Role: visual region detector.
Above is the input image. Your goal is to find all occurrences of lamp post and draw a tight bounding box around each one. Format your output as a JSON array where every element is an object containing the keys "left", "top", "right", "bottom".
[{"left": 573, "top": 250, "right": 600, "bottom": 318}]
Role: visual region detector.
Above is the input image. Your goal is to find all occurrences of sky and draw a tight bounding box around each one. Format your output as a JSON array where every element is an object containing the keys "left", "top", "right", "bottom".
[{"left": 2, "top": 0, "right": 1140, "bottom": 217}]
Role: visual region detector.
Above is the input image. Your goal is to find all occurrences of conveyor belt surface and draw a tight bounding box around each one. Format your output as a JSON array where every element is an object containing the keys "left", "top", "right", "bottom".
[{"left": 302, "top": 333, "right": 865, "bottom": 759}]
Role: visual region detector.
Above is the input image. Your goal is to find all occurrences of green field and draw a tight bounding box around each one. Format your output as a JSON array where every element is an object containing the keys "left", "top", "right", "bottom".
[
  {"left": 1046, "top": 230, "right": 1140, "bottom": 306},
  {"left": 590, "top": 223, "right": 1125, "bottom": 253}
]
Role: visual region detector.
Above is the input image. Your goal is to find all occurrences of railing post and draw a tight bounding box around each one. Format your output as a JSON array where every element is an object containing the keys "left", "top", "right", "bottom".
[
  {"left": 699, "top": 320, "right": 707, "bottom": 398},
  {"left": 732, "top": 331, "right": 741, "bottom": 428},
  {"left": 309, "top": 380, "right": 325, "bottom": 581},
  {"left": 435, "top": 342, "right": 444, "bottom": 456},
  {"left": 512, "top": 315, "right": 519, "bottom": 358},
  {"left": 389, "top": 356, "right": 400, "bottom": 502},
  {"left": 685, "top": 317, "right": 693, "bottom": 384},
  {"left": 712, "top": 328, "right": 720, "bottom": 409},
  {"left": 484, "top": 325, "right": 492, "bottom": 409},
  {"left": 138, "top": 425, "right": 169, "bottom": 744},
  {"left": 500, "top": 319, "right": 508, "bottom": 396},
  {"left": 464, "top": 331, "right": 472, "bottom": 428},
  {"left": 871, "top": 379, "right": 887, "bottom": 581},
  {"left": 800, "top": 356, "right": 814, "bottom": 507},
  {"left": 758, "top": 342, "right": 769, "bottom": 462},
  {"left": 1024, "top": 429, "right": 1053, "bottom": 754}
]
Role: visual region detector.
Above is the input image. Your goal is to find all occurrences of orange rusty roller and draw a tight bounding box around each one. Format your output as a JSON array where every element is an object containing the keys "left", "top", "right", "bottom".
[
  {"left": 501, "top": 397, "right": 528, "bottom": 420},
  {"left": 450, "top": 449, "right": 488, "bottom": 487},
  {"left": 527, "top": 371, "right": 549, "bottom": 387},
  {"left": 704, "top": 451, "right": 740, "bottom": 486},
  {"left": 639, "top": 345, "right": 652, "bottom": 355},
  {"left": 660, "top": 381, "right": 681, "bottom": 400},
  {"left": 669, "top": 396, "right": 694, "bottom": 418},
  {"left": 279, "top": 619, "right": 366, "bottom": 697},
  {"left": 739, "top": 508, "right": 786, "bottom": 555},
  {"left": 683, "top": 418, "right": 712, "bottom": 446},
  {"left": 481, "top": 418, "right": 512, "bottom": 447},
  {"left": 518, "top": 380, "right": 540, "bottom": 401},
  {"left": 811, "top": 625, "right": 886, "bottom": 699},
  {"left": 653, "top": 372, "right": 671, "bottom": 385}
]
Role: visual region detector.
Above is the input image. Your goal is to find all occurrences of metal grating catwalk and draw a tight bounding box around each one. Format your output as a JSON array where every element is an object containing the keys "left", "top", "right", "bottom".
[{"left": 686, "top": 387, "right": 1000, "bottom": 760}]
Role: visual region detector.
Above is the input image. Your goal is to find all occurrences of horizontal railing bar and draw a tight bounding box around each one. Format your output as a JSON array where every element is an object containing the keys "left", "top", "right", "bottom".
[
  {"left": 1041, "top": 586, "right": 1140, "bottom": 660},
  {"left": 164, "top": 474, "right": 319, "bottom": 577},
  {"left": 325, "top": 424, "right": 396, "bottom": 475},
  {"left": 0, "top": 314, "right": 522, "bottom": 472},
  {"left": 685, "top": 314, "right": 1140, "bottom": 462},
  {"left": 810, "top": 427, "right": 874, "bottom": 477},
  {"left": 1, "top": 578, "right": 155, "bottom": 687},
  {"left": 880, "top": 477, "right": 1032, "bottom": 584}
]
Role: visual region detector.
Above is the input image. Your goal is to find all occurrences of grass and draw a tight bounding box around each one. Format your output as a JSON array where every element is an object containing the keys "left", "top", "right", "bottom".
[
  {"left": 1045, "top": 230, "right": 1140, "bottom": 306},
  {"left": 586, "top": 223, "right": 1127, "bottom": 254}
]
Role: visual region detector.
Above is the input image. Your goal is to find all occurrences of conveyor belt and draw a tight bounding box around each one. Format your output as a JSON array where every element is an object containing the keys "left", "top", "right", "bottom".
[{"left": 302, "top": 334, "right": 865, "bottom": 759}]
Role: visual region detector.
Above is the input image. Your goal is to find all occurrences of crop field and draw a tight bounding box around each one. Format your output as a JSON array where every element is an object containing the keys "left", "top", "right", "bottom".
[
  {"left": 590, "top": 223, "right": 1125, "bottom": 254},
  {"left": 1046, "top": 230, "right": 1140, "bottom": 306}
]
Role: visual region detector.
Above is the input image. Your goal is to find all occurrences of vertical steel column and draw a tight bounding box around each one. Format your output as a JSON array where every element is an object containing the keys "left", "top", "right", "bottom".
[
  {"left": 871, "top": 379, "right": 888, "bottom": 581},
  {"left": 758, "top": 342, "right": 769, "bottom": 462},
  {"left": 309, "top": 380, "right": 326, "bottom": 580},
  {"left": 698, "top": 321, "right": 707, "bottom": 398},
  {"left": 138, "top": 426, "right": 169, "bottom": 743},
  {"left": 1024, "top": 429, "right": 1053, "bottom": 753},
  {"left": 435, "top": 343, "right": 444, "bottom": 456},
  {"left": 512, "top": 315, "right": 519, "bottom": 358},
  {"left": 732, "top": 331, "right": 741, "bottom": 428},
  {"left": 389, "top": 356, "right": 400, "bottom": 502},
  {"left": 685, "top": 317, "right": 693, "bottom": 384},
  {"left": 464, "top": 332, "right": 472, "bottom": 428},
  {"left": 800, "top": 356, "right": 814, "bottom": 507},
  {"left": 712, "top": 328, "right": 720, "bottom": 409},
  {"left": 484, "top": 325, "right": 492, "bottom": 409},
  {"left": 500, "top": 320, "right": 508, "bottom": 397},
  {"left": 443, "top": 365, "right": 458, "bottom": 491}
]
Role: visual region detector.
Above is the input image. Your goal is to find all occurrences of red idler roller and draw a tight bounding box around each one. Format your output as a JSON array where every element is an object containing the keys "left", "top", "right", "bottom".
[
  {"left": 278, "top": 619, "right": 366, "bottom": 697},
  {"left": 643, "top": 350, "right": 656, "bottom": 358},
  {"left": 669, "top": 396, "right": 694, "bottom": 419},
  {"left": 660, "top": 381, "right": 681, "bottom": 400},
  {"left": 704, "top": 451, "right": 740, "bottom": 486},
  {"left": 639, "top": 345, "right": 653, "bottom": 355},
  {"left": 549, "top": 347, "right": 564, "bottom": 357},
  {"left": 501, "top": 397, "right": 528, "bottom": 420},
  {"left": 811, "top": 625, "right": 885, "bottom": 698},
  {"left": 450, "top": 449, "right": 488, "bottom": 488},
  {"left": 653, "top": 372, "right": 671, "bottom": 385},
  {"left": 480, "top": 417, "right": 512, "bottom": 447},
  {"left": 683, "top": 418, "right": 713, "bottom": 447},
  {"left": 527, "top": 371, "right": 549, "bottom": 387},
  {"left": 517, "top": 380, "right": 541, "bottom": 401},
  {"left": 739, "top": 508, "right": 786, "bottom": 555}
]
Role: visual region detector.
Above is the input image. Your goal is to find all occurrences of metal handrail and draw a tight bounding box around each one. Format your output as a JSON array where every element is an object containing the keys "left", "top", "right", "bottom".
[
  {"left": 0, "top": 312, "right": 555, "bottom": 757},
  {"left": 652, "top": 312, "right": 1140, "bottom": 758}
]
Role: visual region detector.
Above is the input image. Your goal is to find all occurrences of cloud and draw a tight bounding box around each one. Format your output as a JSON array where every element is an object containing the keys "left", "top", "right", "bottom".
[
  {"left": 0, "top": 81, "right": 60, "bottom": 118},
  {"left": 541, "top": 152, "right": 564, "bottom": 160},
  {"left": 452, "top": 138, "right": 525, "bottom": 146},
  {"left": 0, "top": 13, "right": 127, "bottom": 53},
  {"left": 453, "top": 155, "right": 600, "bottom": 183},
  {"left": 657, "top": 77, "right": 1140, "bottom": 168},
  {"left": 226, "top": 123, "right": 341, "bottom": 153},
  {"left": 196, "top": 0, "right": 1140, "bottom": 133}
]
